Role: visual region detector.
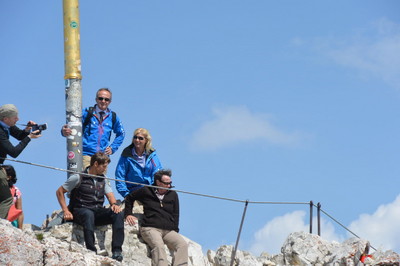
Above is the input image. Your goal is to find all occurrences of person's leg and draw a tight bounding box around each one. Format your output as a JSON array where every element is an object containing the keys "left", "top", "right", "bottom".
[
  {"left": 73, "top": 208, "right": 97, "bottom": 252},
  {"left": 0, "top": 169, "right": 13, "bottom": 219},
  {"left": 140, "top": 227, "right": 169, "bottom": 266},
  {"left": 94, "top": 208, "right": 124, "bottom": 253},
  {"left": 163, "top": 230, "right": 188, "bottom": 266}
]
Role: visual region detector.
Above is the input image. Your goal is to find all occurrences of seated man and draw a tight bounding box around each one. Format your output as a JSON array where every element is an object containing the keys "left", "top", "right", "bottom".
[
  {"left": 125, "top": 169, "right": 188, "bottom": 266},
  {"left": 56, "top": 152, "right": 124, "bottom": 261}
]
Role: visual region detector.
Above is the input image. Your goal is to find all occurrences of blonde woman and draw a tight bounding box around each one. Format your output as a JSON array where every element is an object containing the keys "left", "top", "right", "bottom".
[{"left": 115, "top": 128, "right": 162, "bottom": 198}]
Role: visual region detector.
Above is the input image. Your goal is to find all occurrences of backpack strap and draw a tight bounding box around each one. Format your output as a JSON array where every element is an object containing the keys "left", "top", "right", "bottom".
[
  {"left": 111, "top": 111, "right": 116, "bottom": 129},
  {"left": 82, "top": 106, "right": 117, "bottom": 135},
  {"left": 82, "top": 106, "right": 95, "bottom": 135}
]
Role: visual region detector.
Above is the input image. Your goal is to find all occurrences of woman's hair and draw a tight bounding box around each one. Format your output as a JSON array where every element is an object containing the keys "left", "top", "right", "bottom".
[
  {"left": 3, "top": 165, "right": 17, "bottom": 187},
  {"left": 132, "top": 128, "right": 154, "bottom": 153}
]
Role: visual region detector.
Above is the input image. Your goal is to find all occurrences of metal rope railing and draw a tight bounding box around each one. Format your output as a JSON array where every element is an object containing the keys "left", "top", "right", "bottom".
[{"left": 1, "top": 157, "right": 376, "bottom": 263}]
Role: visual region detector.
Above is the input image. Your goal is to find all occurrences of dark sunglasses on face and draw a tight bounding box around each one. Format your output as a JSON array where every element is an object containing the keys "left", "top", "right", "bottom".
[
  {"left": 159, "top": 180, "right": 173, "bottom": 186},
  {"left": 134, "top": 135, "right": 145, "bottom": 141},
  {"left": 97, "top": 97, "right": 111, "bottom": 102}
]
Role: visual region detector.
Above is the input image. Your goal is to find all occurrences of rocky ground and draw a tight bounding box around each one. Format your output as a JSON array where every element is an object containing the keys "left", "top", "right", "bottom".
[{"left": 0, "top": 216, "right": 399, "bottom": 265}]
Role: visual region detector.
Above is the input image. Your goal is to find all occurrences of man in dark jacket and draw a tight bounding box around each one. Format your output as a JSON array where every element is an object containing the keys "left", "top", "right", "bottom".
[
  {"left": 125, "top": 169, "right": 188, "bottom": 266},
  {"left": 56, "top": 152, "right": 124, "bottom": 261},
  {"left": 0, "top": 104, "right": 41, "bottom": 219}
]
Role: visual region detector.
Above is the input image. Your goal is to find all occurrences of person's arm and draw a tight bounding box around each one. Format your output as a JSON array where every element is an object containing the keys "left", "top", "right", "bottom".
[
  {"left": 150, "top": 152, "right": 163, "bottom": 177},
  {"left": 105, "top": 192, "right": 121, "bottom": 214},
  {"left": 56, "top": 186, "right": 74, "bottom": 221},
  {"left": 173, "top": 193, "right": 180, "bottom": 232},
  {"left": 124, "top": 190, "right": 139, "bottom": 226},
  {"left": 15, "top": 196, "right": 24, "bottom": 229},
  {"left": 109, "top": 115, "right": 125, "bottom": 154},
  {"left": 0, "top": 127, "right": 32, "bottom": 158},
  {"left": 115, "top": 156, "right": 130, "bottom": 198}
]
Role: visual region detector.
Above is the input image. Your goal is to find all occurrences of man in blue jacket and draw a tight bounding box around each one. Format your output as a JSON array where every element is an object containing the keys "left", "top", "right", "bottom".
[{"left": 62, "top": 88, "right": 125, "bottom": 168}]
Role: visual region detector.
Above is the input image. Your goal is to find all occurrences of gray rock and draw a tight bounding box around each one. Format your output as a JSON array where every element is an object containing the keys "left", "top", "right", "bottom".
[{"left": 1, "top": 217, "right": 399, "bottom": 265}]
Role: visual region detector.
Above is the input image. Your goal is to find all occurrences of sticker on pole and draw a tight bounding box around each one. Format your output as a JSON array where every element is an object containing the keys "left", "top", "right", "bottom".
[
  {"left": 70, "top": 21, "right": 78, "bottom": 29},
  {"left": 68, "top": 151, "right": 75, "bottom": 160}
]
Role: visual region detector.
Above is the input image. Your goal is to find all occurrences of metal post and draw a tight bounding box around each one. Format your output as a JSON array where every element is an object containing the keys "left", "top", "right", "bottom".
[
  {"left": 63, "top": 0, "right": 83, "bottom": 176},
  {"left": 309, "top": 200, "right": 313, "bottom": 234},
  {"left": 317, "top": 202, "right": 321, "bottom": 236},
  {"left": 230, "top": 200, "right": 249, "bottom": 266}
]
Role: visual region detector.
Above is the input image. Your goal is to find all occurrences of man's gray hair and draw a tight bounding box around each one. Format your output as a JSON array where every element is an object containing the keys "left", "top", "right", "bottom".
[{"left": 0, "top": 104, "right": 18, "bottom": 120}]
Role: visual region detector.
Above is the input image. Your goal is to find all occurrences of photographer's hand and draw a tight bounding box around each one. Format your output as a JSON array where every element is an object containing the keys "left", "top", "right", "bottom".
[
  {"left": 29, "top": 131, "right": 41, "bottom": 139},
  {"left": 25, "top": 120, "right": 36, "bottom": 132}
]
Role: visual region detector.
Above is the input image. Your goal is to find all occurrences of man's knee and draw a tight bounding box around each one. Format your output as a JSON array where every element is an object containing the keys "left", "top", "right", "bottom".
[
  {"left": 74, "top": 208, "right": 95, "bottom": 228},
  {"left": 112, "top": 212, "right": 124, "bottom": 230}
]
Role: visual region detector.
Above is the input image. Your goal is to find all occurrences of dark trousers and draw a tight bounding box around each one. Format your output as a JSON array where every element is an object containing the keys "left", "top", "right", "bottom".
[
  {"left": 73, "top": 207, "right": 124, "bottom": 253},
  {"left": 0, "top": 168, "right": 13, "bottom": 219}
]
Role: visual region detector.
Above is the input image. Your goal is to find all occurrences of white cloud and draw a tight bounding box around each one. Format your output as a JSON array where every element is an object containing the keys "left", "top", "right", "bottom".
[
  {"left": 318, "top": 18, "right": 400, "bottom": 89},
  {"left": 190, "top": 105, "right": 300, "bottom": 151},
  {"left": 249, "top": 211, "right": 308, "bottom": 255},
  {"left": 248, "top": 210, "right": 343, "bottom": 256},
  {"left": 348, "top": 195, "right": 400, "bottom": 252},
  {"left": 249, "top": 195, "right": 400, "bottom": 256}
]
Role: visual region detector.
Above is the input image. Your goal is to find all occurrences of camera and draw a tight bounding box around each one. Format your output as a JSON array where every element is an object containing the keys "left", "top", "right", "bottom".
[{"left": 31, "top": 123, "right": 47, "bottom": 134}]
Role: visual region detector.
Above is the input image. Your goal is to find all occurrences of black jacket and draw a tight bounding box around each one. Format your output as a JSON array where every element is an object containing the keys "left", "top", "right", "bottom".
[
  {"left": 0, "top": 124, "right": 30, "bottom": 164},
  {"left": 124, "top": 186, "right": 180, "bottom": 232}
]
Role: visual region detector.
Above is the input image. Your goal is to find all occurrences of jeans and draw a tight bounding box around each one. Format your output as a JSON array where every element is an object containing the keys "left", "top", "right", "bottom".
[{"left": 73, "top": 207, "right": 124, "bottom": 253}]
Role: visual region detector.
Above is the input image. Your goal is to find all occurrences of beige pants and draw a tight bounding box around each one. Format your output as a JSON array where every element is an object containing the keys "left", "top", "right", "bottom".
[
  {"left": 140, "top": 227, "right": 188, "bottom": 266},
  {"left": 83, "top": 155, "right": 91, "bottom": 170}
]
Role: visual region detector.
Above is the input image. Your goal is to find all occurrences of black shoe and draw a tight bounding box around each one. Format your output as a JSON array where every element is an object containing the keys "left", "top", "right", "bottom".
[{"left": 112, "top": 251, "right": 123, "bottom": 262}]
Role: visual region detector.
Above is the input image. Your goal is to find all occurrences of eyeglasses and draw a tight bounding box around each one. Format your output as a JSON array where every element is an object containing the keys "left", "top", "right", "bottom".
[
  {"left": 133, "top": 135, "right": 145, "bottom": 141},
  {"left": 159, "top": 180, "right": 173, "bottom": 186},
  {"left": 97, "top": 97, "right": 111, "bottom": 102}
]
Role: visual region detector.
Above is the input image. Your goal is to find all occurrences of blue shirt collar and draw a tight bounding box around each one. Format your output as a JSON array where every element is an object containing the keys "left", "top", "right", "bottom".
[
  {"left": 0, "top": 120, "right": 10, "bottom": 130},
  {"left": 95, "top": 105, "right": 109, "bottom": 115}
]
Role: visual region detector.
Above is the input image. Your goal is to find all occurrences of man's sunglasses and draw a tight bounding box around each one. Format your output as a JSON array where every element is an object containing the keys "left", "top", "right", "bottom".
[
  {"left": 97, "top": 97, "right": 110, "bottom": 102},
  {"left": 134, "top": 135, "right": 145, "bottom": 141},
  {"left": 159, "top": 180, "right": 173, "bottom": 186}
]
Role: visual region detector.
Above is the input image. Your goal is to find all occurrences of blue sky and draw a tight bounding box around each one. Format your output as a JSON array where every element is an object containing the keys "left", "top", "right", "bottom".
[{"left": 1, "top": 0, "right": 400, "bottom": 255}]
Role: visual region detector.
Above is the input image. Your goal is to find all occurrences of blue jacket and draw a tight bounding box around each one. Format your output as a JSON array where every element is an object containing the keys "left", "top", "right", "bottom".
[
  {"left": 82, "top": 106, "right": 125, "bottom": 156},
  {"left": 115, "top": 144, "right": 162, "bottom": 198}
]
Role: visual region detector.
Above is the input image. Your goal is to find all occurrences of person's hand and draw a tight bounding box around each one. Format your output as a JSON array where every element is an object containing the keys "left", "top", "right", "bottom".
[
  {"left": 111, "top": 204, "right": 122, "bottom": 214},
  {"left": 28, "top": 131, "right": 41, "bottom": 139},
  {"left": 62, "top": 125, "right": 72, "bottom": 137},
  {"left": 63, "top": 210, "right": 74, "bottom": 221},
  {"left": 126, "top": 215, "right": 137, "bottom": 226},
  {"left": 24, "top": 120, "right": 36, "bottom": 132},
  {"left": 104, "top": 146, "right": 112, "bottom": 155}
]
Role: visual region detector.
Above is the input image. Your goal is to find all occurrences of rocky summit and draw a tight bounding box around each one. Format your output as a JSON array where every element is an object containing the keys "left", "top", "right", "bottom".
[{"left": 0, "top": 217, "right": 399, "bottom": 265}]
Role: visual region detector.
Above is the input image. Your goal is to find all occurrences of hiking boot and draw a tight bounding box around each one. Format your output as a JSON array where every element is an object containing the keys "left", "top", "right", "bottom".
[
  {"left": 97, "top": 249, "right": 108, "bottom": 256},
  {"left": 112, "top": 251, "right": 123, "bottom": 262}
]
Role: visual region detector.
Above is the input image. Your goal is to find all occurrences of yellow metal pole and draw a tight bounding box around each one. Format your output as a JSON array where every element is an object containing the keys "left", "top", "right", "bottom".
[
  {"left": 63, "top": 0, "right": 82, "bottom": 80},
  {"left": 63, "top": 0, "right": 83, "bottom": 176}
]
